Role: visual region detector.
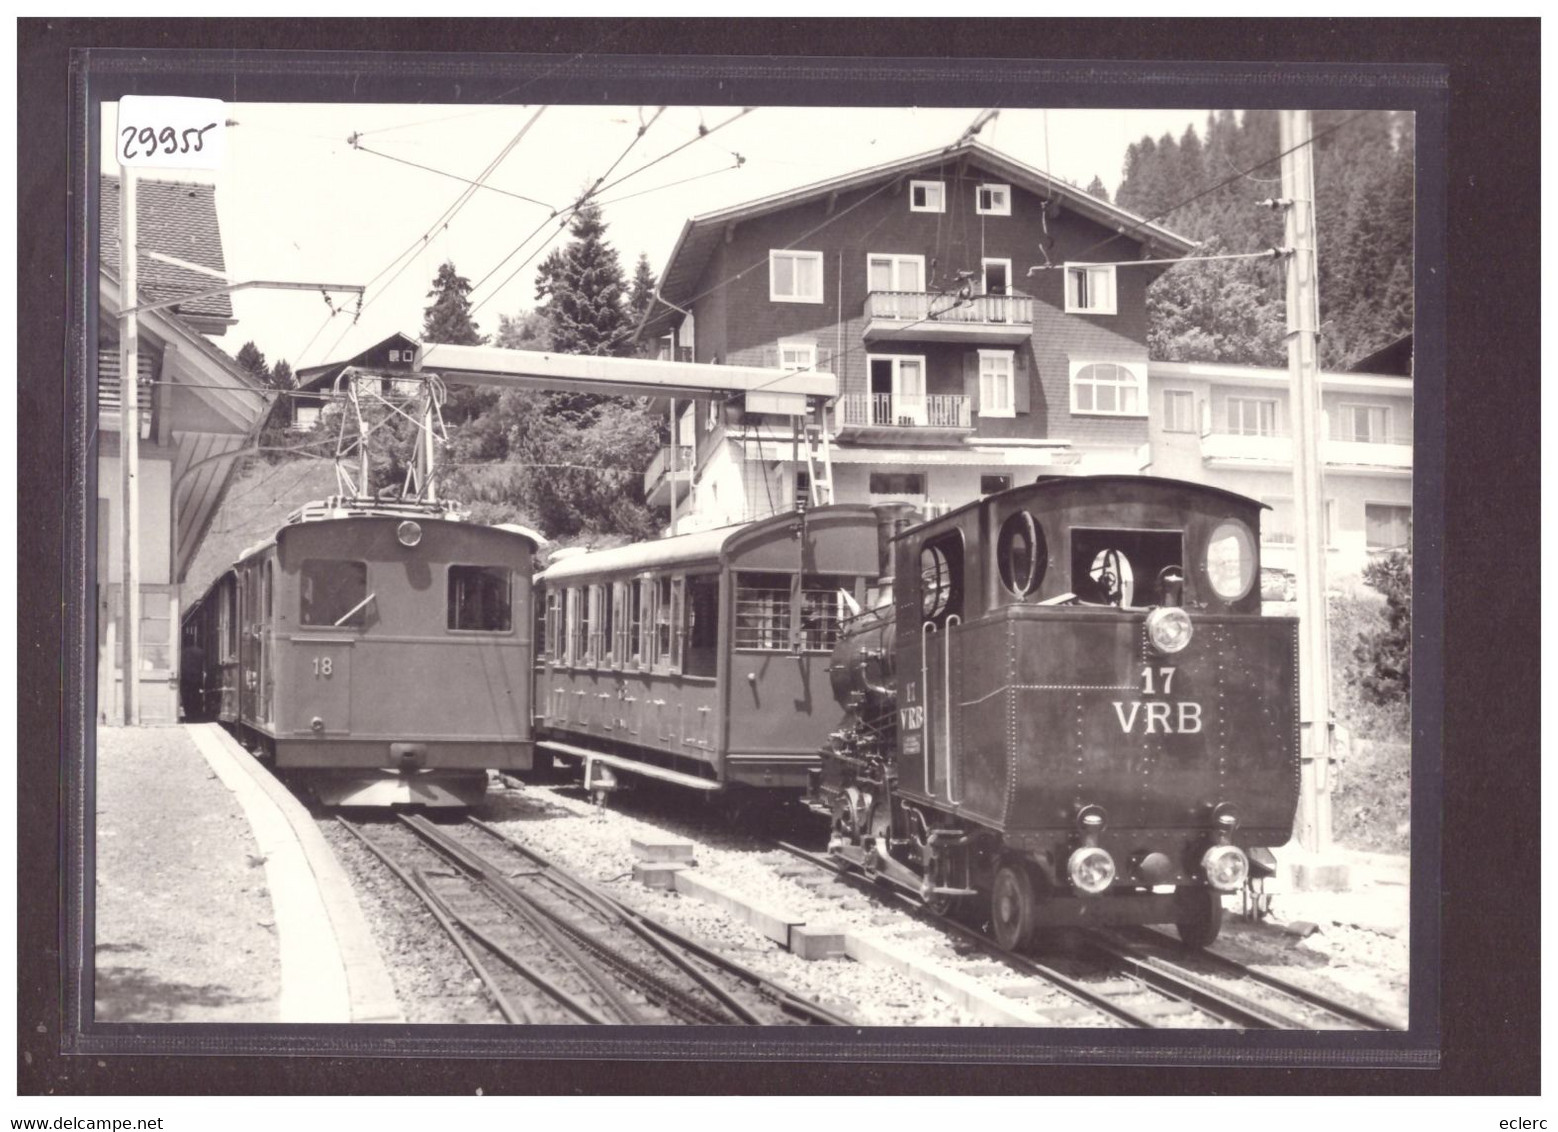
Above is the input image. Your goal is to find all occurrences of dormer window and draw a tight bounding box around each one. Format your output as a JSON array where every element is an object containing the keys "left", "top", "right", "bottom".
[
  {"left": 976, "top": 184, "right": 1011, "bottom": 216},
  {"left": 1065, "top": 263, "right": 1117, "bottom": 315},
  {"left": 909, "top": 180, "right": 945, "bottom": 213}
]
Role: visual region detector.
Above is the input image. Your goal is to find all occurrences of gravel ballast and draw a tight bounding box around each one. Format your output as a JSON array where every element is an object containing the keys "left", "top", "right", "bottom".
[{"left": 323, "top": 778, "right": 1411, "bottom": 1028}]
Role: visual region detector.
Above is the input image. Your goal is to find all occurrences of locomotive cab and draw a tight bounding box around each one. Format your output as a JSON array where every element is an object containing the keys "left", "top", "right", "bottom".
[{"left": 819, "top": 476, "right": 1297, "bottom": 950}]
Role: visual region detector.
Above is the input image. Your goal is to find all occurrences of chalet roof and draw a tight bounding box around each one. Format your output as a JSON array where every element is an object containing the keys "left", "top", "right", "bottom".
[
  {"left": 1348, "top": 334, "right": 1413, "bottom": 378},
  {"left": 100, "top": 176, "right": 234, "bottom": 326},
  {"left": 642, "top": 138, "right": 1198, "bottom": 339},
  {"left": 295, "top": 331, "right": 422, "bottom": 393}
]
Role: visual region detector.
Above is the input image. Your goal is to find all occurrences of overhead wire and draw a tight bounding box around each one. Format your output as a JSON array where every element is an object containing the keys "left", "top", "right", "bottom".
[{"left": 308, "top": 106, "right": 549, "bottom": 365}]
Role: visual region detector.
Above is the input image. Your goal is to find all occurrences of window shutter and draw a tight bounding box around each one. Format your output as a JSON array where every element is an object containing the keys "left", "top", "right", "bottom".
[
  {"left": 963, "top": 351, "right": 980, "bottom": 414},
  {"left": 1014, "top": 349, "right": 1031, "bottom": 415}
]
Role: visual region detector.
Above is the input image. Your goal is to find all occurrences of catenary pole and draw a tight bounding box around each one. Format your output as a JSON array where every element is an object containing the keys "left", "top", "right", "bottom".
[
  {"left": 1280, "top": 109, "right": 1333, "bottom": 851},
  {"left": 119, "top": 167, "right": 141, "bottom": 725}
]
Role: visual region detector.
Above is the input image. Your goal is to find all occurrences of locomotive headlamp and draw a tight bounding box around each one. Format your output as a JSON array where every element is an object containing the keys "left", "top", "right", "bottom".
[
  {"left": 1145, "top": 606, "right": 1194, "bottom": 654},
  {"left": 1067, "top": 846, "right": 1116, "bottom": 895},
  {"left": 1201, "top": 845, "right": 1250, "bottom": 892},
  {"left": 397, "top": 520, "right": 423, "bottom": 547}
]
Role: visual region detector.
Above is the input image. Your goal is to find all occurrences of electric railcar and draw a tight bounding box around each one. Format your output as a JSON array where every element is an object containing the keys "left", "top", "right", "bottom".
[
  {"left": 816, "top": 476, "right": 1300, "bottom": 949},
  {"left": 532, "top": 505, "right": 911, "bottom": 799},
  {"left": 181, "top": 499, "right": 541, "bottom": 806}
]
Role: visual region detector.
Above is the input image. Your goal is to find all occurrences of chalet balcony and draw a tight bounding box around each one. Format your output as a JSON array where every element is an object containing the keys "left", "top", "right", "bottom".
[
  {"left": 1197, "top": 421, "right": 1412, "bottom": 474},
  {"left": 643, "top": 444, "right": 695, "bottom": 507},
  {"left": 834, "top": 393, "right": 972, "bottom": 442},
  {"left": 862, "top": 291, "right": 1034, "bottom": 345}
]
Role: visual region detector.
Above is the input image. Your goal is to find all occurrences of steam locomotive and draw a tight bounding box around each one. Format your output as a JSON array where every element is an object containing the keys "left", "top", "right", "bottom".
[{"left": 813, "top": 475, "right": 1299, "bottom": 948}]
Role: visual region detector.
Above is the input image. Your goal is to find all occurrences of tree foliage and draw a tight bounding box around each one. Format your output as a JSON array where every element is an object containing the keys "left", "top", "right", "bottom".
[
  {"left": 438, "top": 218, "right": 666, "bottom": 542},
  {"left": 236, "top": 340, "right": 271, "bottom": 385},
  {"left": 423, "top": 261, "right": 487, "bottom": 347},
  {"left": 1353, "top": 548, "right": 1411, "bottom": 705},
  {"left": 534, "top": 203, "right": 633, "bottom": 357},
  {"left": 1116, "top": 110, "right": 1414, "bottom": 369}
]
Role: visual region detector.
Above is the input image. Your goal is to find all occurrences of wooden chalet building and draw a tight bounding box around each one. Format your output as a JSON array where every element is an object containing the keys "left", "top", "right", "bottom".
[
  {"left": 97, "top": 175, "right": 266, "bottom": 724},
  {"left": 637, "top": 138, "right": 1199, "bottom": 531}
]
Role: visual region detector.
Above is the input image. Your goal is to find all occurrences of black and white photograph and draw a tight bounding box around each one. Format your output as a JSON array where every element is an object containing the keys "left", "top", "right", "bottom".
[{"left": 83, "top": 86, "right": 1425, "bottom": 1045}]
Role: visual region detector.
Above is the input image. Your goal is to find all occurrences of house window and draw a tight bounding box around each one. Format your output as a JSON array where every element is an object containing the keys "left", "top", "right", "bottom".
[
  {"left": 1070, "top": 360, "right": 1145, "bottom": 416},
  {"left": 1064, "top": 263, "right": 1117, "bottom": 314},
  {"left": 769, "top": 250, "right": 824, "bottom": 303},
  {"left": 866, "top": 253, "right": 925, "bottom": 294},
  {"left": 909, "top": 180, "right": 945, "bottom": 213},
  {"left": 778, "top": 338, "right": 817, "bottom": 371},
  {"left": 1263, "top": 497, "right": 1338, "bottom": 545},
  {"left": 870, "top": 472, "right": 926, "bottom": 496},
  {"left": 981, "top": 475, "right": 1011, "bottom": 495},
  {"left": 447, "top": 566, "right": 513, "bottom": 632},
  {"left": 978, "top": 350, "right": 1016, "bottom": 418},
  {"left": 293, "top": 404, "right": 321, "bottom": 430},
  {"left": 1227, "top": 397, "right": 1278, "bottom": 437},
  {"left": 866, "top": 354, "right": 928, "bottom": 425},
  {"left": 976, "top": 183, "right": 1011, "bottom": 216},
  {"left": 1163, "top": 390, "right": 1196, "bottom": 433},
  {"left": 1366, "top": 503, "right": 1412, "bottom": 550},
  {"left": 1339, "top": 403, "right": 1390, "bottom": 443}
]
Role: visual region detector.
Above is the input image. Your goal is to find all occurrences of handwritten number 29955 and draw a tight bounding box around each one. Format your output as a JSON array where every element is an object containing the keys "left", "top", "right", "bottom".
[{"left": 121, "top": 123, "right": 217, "bottom": 160}]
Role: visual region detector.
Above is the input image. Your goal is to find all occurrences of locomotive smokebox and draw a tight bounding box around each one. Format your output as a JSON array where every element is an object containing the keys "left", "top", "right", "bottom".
[{"left": 829, "top": 608, "right": 897, "bottom": 717}]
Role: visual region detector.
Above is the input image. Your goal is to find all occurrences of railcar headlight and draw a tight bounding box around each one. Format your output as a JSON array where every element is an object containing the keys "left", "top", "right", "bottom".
[
  {"left": 1067, "top": 846, "right": 1116, "bottom": 895},
  {"left": 1201, "top": 845, "right": 1250, "bottom": 892},
  {"left": 1145, "top": 607, "right": 1194, "bottom": 654},
  {"left": 397, "top": 520, "right": 422, "bottom": 547}
]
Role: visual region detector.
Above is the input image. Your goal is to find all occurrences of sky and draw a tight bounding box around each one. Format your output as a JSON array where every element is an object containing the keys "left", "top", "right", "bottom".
[{"left": 101, "top": 103, "right": 1215, "bottom": 371}]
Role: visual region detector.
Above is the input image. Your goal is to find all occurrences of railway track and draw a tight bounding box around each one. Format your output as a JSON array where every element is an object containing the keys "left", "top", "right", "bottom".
[
  {"left": 339, "top": 815, "right": 852, "bottom": 1026},
  {"left": 775, "top": 841, "right": 1398, "bottom": 1031}
]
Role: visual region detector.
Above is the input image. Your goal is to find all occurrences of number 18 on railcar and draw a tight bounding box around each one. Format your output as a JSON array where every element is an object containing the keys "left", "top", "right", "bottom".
[
  {"left": 181, "top": 501, "right": 542, "bottom": 807},
  {"left": 818, "top": 476, "right": 1299, "bottom": 949}
]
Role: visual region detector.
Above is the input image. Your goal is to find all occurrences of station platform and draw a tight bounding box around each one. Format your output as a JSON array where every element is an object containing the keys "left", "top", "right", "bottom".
[{"left": 94, "top": 723, "right": 402, "bottom": 1024}]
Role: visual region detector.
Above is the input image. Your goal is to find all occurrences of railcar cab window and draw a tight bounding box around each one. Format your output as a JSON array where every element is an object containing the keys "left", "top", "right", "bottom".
[
  {"left": 919, "top": 532, "right": 964, "bottom": 627},
  {"left": 447, "top": 566, "right": 513, "bottom": 632},
  {"left": 300, "top": 560, "right": 369, "bottom": 628},
  {"left": 1069, "top": 529, "right": 1184, "bottom": 608},
  {"left": 736, "top": 572, "right": 862, "bottom": 653}
]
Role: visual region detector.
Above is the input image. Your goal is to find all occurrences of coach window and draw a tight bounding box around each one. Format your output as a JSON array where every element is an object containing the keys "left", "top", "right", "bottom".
[
  {"left": 627, "top": 579, "right": 645, "bottom": 668},
  {"left": 218, "top": 585, "right": 235, "bottom": 662},
  {"left": 735, "top": 571, "right": 792, "bottom": 651},
  {"left": 598, "top": 582, "right": 616, "bottom": 665},
  {"left": 300, "top": 560, "right": 369, "bottom": 628},
  {"left": 653, "top": 575, "right": 675, "bottom": 672},
  {"left": 800, "top": 575, "right": 860, "bottom": 652},
  {"left": 919, "top": 533, "right": 963, "bottom": 627},
  {"left": 544, "top": 590, "right": 561, "bottom": 660},
  {"left": 684, "top": 574, "right": 720, "bottom": 677},
  {"left": 569, "top": 587, "right": 588, "bottom": 666},
  {"left": 587, "top": 585, "right": 606, "bottom": 666},
  {"left": 448, "top": 566, "right": 513, "bottom": 632}
]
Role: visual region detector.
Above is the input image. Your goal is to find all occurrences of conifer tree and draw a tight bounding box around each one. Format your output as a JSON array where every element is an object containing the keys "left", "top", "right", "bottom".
[
  {"left": 422, "top": 261, "right": 487, "bottom": 346},
  {"left": 1084, "top": 175, "right": 1110, "bottom": 203},
  {"left": 534, "top": 203, "right": 632, "bottom": 357},
  {"left": 235, "top": 341, "right": 271, "bottom": 386}
]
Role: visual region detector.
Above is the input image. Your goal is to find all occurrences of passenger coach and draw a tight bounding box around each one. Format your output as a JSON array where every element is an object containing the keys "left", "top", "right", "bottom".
[{"left": 534, "top": 505, "right": 905, "bottom": 797}]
